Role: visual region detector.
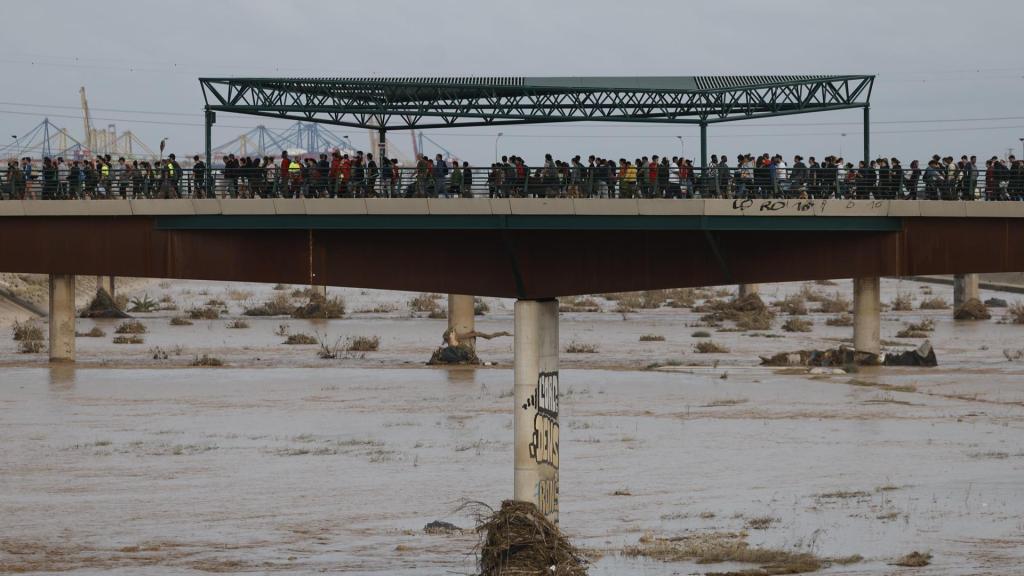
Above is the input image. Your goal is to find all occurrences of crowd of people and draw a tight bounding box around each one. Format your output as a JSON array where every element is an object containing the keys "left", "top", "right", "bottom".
[{"left": 4, "top": 150, "right": 1024, "bottom": 201}]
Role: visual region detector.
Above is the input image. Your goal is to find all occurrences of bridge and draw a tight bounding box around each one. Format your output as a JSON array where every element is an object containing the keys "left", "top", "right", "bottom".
[{"left": 7, "top": 74, "right": 1016, "bottom": 524}]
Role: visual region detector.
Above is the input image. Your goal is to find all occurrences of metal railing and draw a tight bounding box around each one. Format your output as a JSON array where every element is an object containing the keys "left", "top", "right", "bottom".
[{"left": 2, "top": 165, "right": 1023, "bottom": 201}]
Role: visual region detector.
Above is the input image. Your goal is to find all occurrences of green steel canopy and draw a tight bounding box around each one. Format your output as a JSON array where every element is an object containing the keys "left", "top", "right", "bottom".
[{"left": 199, "top": 75, "right": 874, "bottom": 130}]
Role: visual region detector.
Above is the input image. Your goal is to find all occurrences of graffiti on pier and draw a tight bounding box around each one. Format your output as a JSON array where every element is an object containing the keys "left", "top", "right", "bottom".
[{"left": 522, "top": 370, "right": 559, "bottom": 469}]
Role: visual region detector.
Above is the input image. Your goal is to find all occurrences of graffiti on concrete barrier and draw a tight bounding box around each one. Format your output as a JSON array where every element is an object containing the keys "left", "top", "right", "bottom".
[
  {"left": 728, "top": 198, "right": 885, "bottom": 214},
  {"left": 536, "top": 477, "right": 559, "bottom": 519},
  {"left": 522, "top": 370, "right": 559, "bottom": 469}
]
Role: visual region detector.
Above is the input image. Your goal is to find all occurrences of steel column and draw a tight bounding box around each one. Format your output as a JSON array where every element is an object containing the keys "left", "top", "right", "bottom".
[
  {"left": 863, "top": 106, "right": 870, "bottom": 164},
  {"left": 700, "top": 122, "right": 708, "bottom": 171},
  {"left": 205, "top": 109, "right": 215, "bottom": 196}
]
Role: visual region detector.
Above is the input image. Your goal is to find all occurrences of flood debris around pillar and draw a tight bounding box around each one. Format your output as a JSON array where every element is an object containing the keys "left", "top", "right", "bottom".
[
  {"left": 80, "top": 288, "right": 130, "bottom": 319},
  {"left": 427, "top": 327, "right": 511, "bottom": 365},
  {"left": 471, "top": 500, "right": 588, "bottom": 576},
  {"left": 953, "top": 298, "right": 991, "bottom": 321}
]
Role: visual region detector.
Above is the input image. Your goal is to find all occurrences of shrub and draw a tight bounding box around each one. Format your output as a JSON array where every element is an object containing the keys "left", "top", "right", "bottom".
[
  {"left": 815, "top": 292, "right": 850, "bottom": 313},
  {"left": 272, "top": 283, "right": 290, "bottom": 291},
  {"left": 691, "top": 330, "right": 712, "bottom": 338},
  {"left": 409, "top": 293, "right": 441, "bottom": 313},
  {"left": 226, "top": 319, "right": 250, "bottom": 329},
  {"left": 244, "top": 292, "right": 294, "bottom": 316},
  {"left": 18, "top": 339, "right": 44, "bottom": 353},
  {"left": 273, "top": 323, "right": 290, "bottom": 336},
  {"left": 346, "top": 335, "right": 380, "bottom": 352},
  {"left": 187, "top": 306, "right": 220, "bottom": 320},
  {"left": 112, "top": 335, "right": 145, "bottom": 344},
  {"left": 474, "top": 297, "right": 490, "bottom": 316},
  {"left": 284, "top": 333, "right": 318, "bottom": 345},
  {"left": 664, "top": 288, "right": 697, "bottom": 308},
  {"left": 428, "top": 308, "right": 448, "bottom": 319},
  {"left": 639, "top": 334, "right": 666, "bottom": 342},
  {"left": 226, "top": 289, "right": 253, "bottom": 301},
  {"left": 291, "top": 294, "right": 345, "bottom": 319},
  {"left": 919, "top": 297, "right": 949, "bottom": 310},
  {"left": 115, "top": 320, "right": 147, "bottom": 334},
  {"left": 170, "top": 316, "right": 193, "bottom": 326},
  {"left": 127, "top": 294, "right": 159, "bottom": 313},
  {"left": 1006, "top": 301, "right": 1024, "bottom": 324},
  {"left": 205, "top": 298, "right": 227, "bottom": 308},
  {"left": 76, "top": 326, "right": 106, "bottom": 337},
  {"left": 565, "top": 341, "right": 598, "bottom": 353},
  {"left": 694, "top": 341, "right": 729, "bottom": 353},
  {"left": 826, "top": 314, "right": 854, "bottom": 327},
  {"left": 777, "top": 294, "right": 808, "bottom": 316},
  {"left": 892, "top": 292, "right": 914, "bottom": 311},
  {"left": 907, "top": 319, "right": 935, "bottom": 332},
  {"left": 782, "top": 318, "right": 813, "bottom": 332},
  {"left": 191, "top": 354, "right": 224, "bottom": 367},
  {"left": 559, "top": 296, "right": 601, "bottom": 313},
  {"left": 12, "top": 319, "right": 43, "bottom": 341}
]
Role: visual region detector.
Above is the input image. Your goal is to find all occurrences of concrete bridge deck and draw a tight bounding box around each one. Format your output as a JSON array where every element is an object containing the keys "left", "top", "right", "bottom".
[{"left": 1, "top": 197, "right": 1023, "bottom": 218}]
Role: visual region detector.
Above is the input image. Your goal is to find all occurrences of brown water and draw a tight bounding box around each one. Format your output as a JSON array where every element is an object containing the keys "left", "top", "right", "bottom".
[{"left": 2, "top": 279, "right": 1024, "bottom": 574}]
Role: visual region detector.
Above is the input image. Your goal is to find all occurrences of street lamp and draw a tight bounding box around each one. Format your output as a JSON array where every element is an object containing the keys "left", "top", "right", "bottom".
[
  {"left": 1019, "top": 137, "right": 1023, "bottom": 159},
  {"left": 494, "top": 132, "right": 504, "bottom": 162},
  {"left": 840, "top": 133, "right": 847, "bottom": 158},
  {"left": 675, "top": 135, "right": 684, "bottom": 158}
]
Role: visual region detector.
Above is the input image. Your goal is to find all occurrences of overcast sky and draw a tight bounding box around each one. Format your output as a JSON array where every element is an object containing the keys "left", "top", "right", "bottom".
[{"left": 2, "top": 0, "right": 1022, "bottom": 164}]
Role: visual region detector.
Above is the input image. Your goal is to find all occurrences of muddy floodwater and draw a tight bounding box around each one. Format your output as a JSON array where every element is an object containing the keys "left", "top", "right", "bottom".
[{"left": 2, "top": 279, "right": 1024, "bottom": 574}]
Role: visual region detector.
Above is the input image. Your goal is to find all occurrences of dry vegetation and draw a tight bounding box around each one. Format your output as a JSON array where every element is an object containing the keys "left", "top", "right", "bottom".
[
  {"left": 12, "top": 319, "right": 43, "bottom": 341},
  {"left": 225, "top": 319, "right": 250, "bottom": 329},
  {"left": 112, "top": 335, "right": 145, "bottom": 344},
  {"left": 777, "top": 294, "right": 809, "bottom": 316},
  {"left": 892, "top": 291, "right": 915, "bottom": 311},
  {"left": 1006, "top": 301, "right": 1024, "bottom": 324},
  {"left": 244, "top": 292, "right": 294, "bottom": 316},
  {"left": 409, "top": 293, "right": 442, "bottom": 314},
  {"left": 639, "top": 334, "right": 666, "bottom": 342},
  {"left": 346, "top": 335, "right": 380, "bottom": 352},
  {"left": 565, "top": 341, "right": 599, "bottom": 354},
  {"left": 919, "top": 297, "right": 949, "bottom": 310},
  {"left": 700, "top": 294, "right": 775, "bottom": 331},
  {"left": 695, "top": 341, "right": 729, "bottom": 354},
  {"left": 691, "top": 330, "right": 712, "bottom": 338},
  {"left": 475, "top": 500, "right": 587, "bottom": 576},
  {"left": 559, "top": 296, "right": 601, "bottom": 313},
  {"left": 169, "top": 316, "right": 193, "bottom": 326},
  {"left": 474, "top": 297, "right": 490, "bottom": 316},
  {"left": 892, "top": 551, "right": 932, "bottom": 567},
  {"left": 826, "top": 314, "right": 854, "bottom": 327},
  {"left": 75, "top": 326, "right": 106, "bottom": 337},
  {"left": 191, "top": 354, "right": 224, "bottom": 367},
  {"left": 622, "top": 531, "right": 845, "bottom": 575},
  {"left": 284, "top": 333, "right": 318, "bottom": 345},
  {"left": 114, "top": 320, "right": 147, "bottom": 334},
  {"left": 292, "top": 293, "right": 345, "bottom": 319},
  {"left": 18, "top": 339, "right": 44, "bottom": 353},
  {"left": 815, "top": 292, "right": 851, "bottom": 313},
  {"left": 187, "top": 306, "right": 221, "bottom": 320},
  {"left": 782, "top": 318, "right": 813, "bottom": 332}
]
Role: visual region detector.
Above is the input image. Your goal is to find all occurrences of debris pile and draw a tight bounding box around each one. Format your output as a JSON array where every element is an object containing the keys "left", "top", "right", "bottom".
[
  {"left": 953, "top": 298, "right": 991, "bottom": 320},
  {"left": 760, "top": 341, "right": 937, "bottom": 368},
  {"left": 477, "top": 500, "right": 588, "bottom": 576},
  {"left": 700, "top": 293, "right": 775, "bottom": 331},
  {"left": 80, "top": 288, "right": 129, "bottom": 319}
]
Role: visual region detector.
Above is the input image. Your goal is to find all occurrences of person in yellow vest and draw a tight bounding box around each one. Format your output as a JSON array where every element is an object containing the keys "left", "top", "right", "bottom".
[
  {"left": 99, "top": 157, "right": 111, "bottom": 199},
  {"left": 288, "top": 158, "right": 301, "bottom": 198}
]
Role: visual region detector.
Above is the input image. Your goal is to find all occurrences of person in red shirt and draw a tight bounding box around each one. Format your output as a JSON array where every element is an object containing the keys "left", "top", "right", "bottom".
[
  {"left": 329, "top": 150, "right": 342, "bottom": 197},
  {"left": 278, "top": 152, "right": 290, "bottom": 197},
  {"left": 340, "top": 154, "right": 352, "bottom": 197},
  {"left": 648, "top": 155, "right": 659, "bottom": 197}
]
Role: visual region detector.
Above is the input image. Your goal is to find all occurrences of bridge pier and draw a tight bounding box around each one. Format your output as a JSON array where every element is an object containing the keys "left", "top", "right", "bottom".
[
  {"left": 853, "top": 277, "right": 880, "bottom": 356},
  {"left": 514, "top": 299, "right": 559, "bottom": 524},
  {"left": 953, "top": 273, "right": 980, "bottom": 310},
  {"left": 447, "top": 294, "right": 475, "bottom": 349},
  {"left": 737, "top": 283, "right": 760, "bottom": 299},
  {"left": 96, "top": 275, "right": 115, "bottom": 298},
  {"left": 49, "top": 274, "right": 76, "bottom": 362}
]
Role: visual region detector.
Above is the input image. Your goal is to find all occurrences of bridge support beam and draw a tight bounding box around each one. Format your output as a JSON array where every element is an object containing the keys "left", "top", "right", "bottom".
[
  {"left": 737, "top": 283, "right": 760, "bottom": 299},
  {"left": 49, "top": 274, "right": 76, "bottom": 363},
  {"left": 447, "top": 294, "right": 475, "bottom": 349},
  {"left": 853, "top": 277, "right": 880, "bottom": 356},
  {"left": 953, "top": 273, "right": 980, "bottom": 311},
  {"left": 514, "top": 299, "right": 559, "bottom": 524}
]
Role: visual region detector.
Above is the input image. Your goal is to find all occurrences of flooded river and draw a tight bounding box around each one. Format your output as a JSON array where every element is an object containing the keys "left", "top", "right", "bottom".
[{"left": 2, "top": 279, "right": 1023, "bottom": 574}]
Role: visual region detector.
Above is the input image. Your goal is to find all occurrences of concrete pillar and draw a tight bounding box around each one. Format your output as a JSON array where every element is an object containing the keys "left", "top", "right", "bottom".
[
  {"left": 953, "top": 273, "right": 980, "bottom": 309},
  {"left": 96, "top": 275, "right": 114, "bottom": 297},
  {"left": 49, "top": 274, "right": 76, "bottom": 362},
  {"left": 514, "top": 299, "right": 560, "bottom": 524},
  {"left": 447, "top": 294, "right": 476, "bottom": 348},
  {"left": 737, "top": 284, "right": 760, "bottom": 299},
  {"left": 853, "top": 277, "right": 880, "bottom": 356},
  {"left": 313, "top": 285, "right": 327, "bottom": 300}
]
